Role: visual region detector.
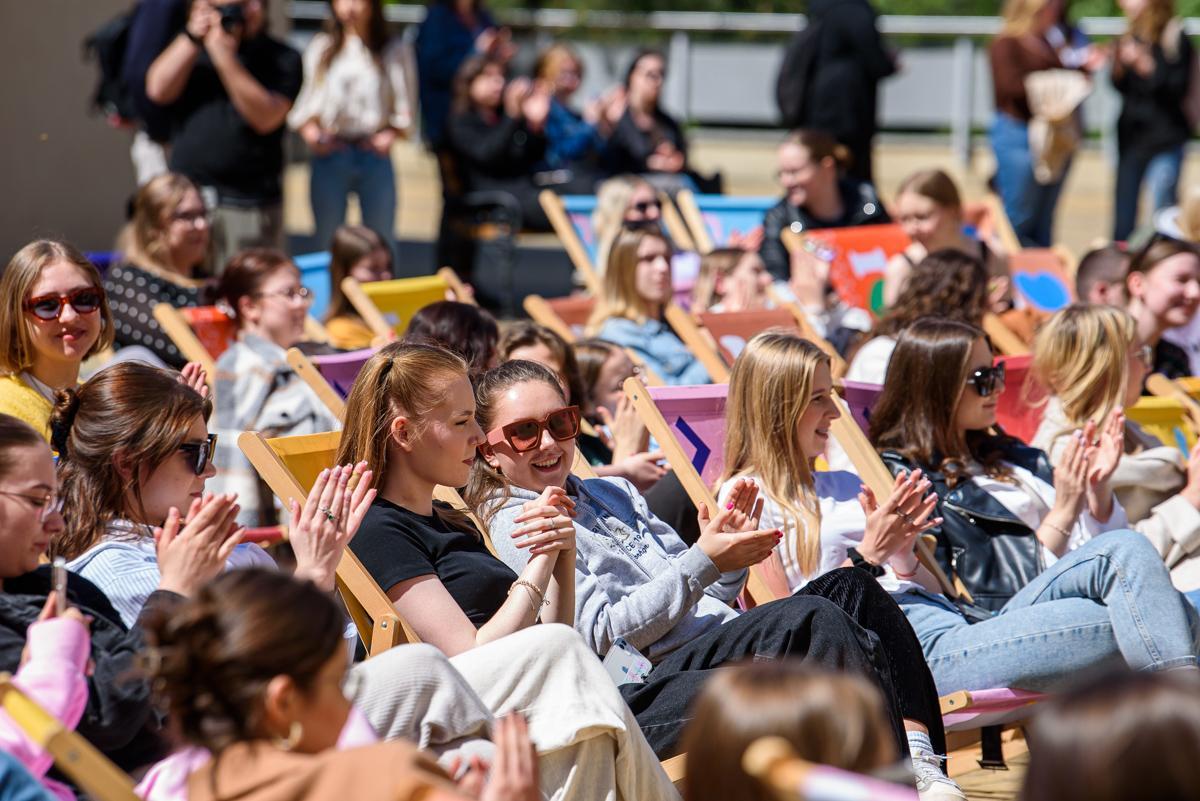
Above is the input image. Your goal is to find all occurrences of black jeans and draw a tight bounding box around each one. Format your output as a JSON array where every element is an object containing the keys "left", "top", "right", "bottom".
[{"left": 621, "top": 568, "right": 942, "bottom": 758}]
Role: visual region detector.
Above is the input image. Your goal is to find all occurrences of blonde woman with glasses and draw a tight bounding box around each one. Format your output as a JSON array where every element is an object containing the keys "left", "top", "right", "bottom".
[{"left": 1032, "top": 303, "right": 1200, "bottom": 607}]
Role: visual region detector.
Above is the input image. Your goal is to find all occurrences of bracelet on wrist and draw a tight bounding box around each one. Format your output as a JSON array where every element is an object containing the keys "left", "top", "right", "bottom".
[
  {"left": 509, "top": 579, "right": 549, "bottom": 615},
  {"left": 1042, "top": 520, "right": 1071, "bottom": 541},
  {"left": 892, "top": 562, "right": 919, "bottom": 580},
  {"left": 184, "top": 29, "right": 204, "bottom": 47}
]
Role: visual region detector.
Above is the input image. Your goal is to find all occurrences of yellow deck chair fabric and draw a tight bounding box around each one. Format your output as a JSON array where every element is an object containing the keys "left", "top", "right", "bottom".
[
  {"left": 1127, "top": 395, "right": 1197, "bottom": 454},
  {"left": 341, "top": 275, "right": 452, "bottom": 338}
]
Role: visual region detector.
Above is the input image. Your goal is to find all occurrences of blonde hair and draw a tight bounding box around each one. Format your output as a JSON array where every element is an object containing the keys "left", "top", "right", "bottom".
[
  {"left": 116, "top": 172, "right": 207, "bottom": 278},
  {"left": 593, "top": 175, "right": 652, "bottom": 273},
  {"left": 588, "top": 227, "right": 672, "bottom": 329},
  {"left": 1032, "top": 304, "right": 1138, "bottom": 429},
  {"left": 1000, "top": 0, "right": 1053, "bottom": 37},
  {"left": 692, "top": 248, "right": 744, "bottom": 310},
  {"left": 0, "top": 240, "right": 114, "bottom": 375},
  {"left": 720, "top": 331, "right": 830, "bottom": 577},
  {"left": 535, "top": 43, "right": 582, "bottom": 83}
]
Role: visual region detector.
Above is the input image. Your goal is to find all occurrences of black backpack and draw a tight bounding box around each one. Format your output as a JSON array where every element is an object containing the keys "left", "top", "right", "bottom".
[
  {"left": 775, "top": 21, "right": 823, "bottom": 128},
  {"left": 83, "top": 6, "right": 140, "bottom": 122}
]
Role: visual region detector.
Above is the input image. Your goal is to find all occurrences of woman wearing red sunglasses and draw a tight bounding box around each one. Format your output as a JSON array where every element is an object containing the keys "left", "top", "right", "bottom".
[{"left": 0, "top": 240, "right": 114, "bottom": 439}]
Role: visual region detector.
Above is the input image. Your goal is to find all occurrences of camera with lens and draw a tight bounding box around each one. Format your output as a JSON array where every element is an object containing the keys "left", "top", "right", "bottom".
[{"left": 218, "top": 3, "right": 245, "bottom": 33}]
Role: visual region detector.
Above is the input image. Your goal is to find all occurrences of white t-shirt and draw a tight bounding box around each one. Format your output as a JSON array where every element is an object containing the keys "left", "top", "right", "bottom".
[
  {"left": 717, "top": 470, "right": 920, "bottom": 595},
  {"left": 844, "top": 336, "right": 896, "bottom": 385}
]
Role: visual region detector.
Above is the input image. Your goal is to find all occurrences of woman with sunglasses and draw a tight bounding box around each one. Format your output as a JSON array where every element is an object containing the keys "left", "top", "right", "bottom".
[
  {"left": 868, "top": 318, "right": 1199, "bottom": 694},
  {"left": 1033, "top": 304, "right": 1200, "bottom": 608},
  {"left": 336, "top": 341, "right": 682, "bottom": 801},
  {"left": 209, "top": 249, "right": 339, "bottom": 526},
  {"left": 1123, "top": 232, "right": 1200, "bottom": 380},
  {"left": 469, "top": 360, "right": 919, "bottom": 763},
  {"left": 0, "top": 240, "right": 113, "bottom": 439}
]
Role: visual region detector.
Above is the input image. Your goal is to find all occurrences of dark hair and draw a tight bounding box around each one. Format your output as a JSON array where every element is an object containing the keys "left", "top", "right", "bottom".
[
  {"left": 869, "top": 318, "right": 1014, "bottom": 485},
  {"left": 681, "top": 662, "right": 896, "bottom": 801},
  {"left": 52, "top": 361, "right": 212, "bottom": 560},
  {"left": 1075, "top": 245, "right": 1130, "bottom": 300},
  {"left": 873, "top": 249, "right": 990, "bottom": 338},
  {"left": 215, "top": 249, "right": 298, "bottom": 328},
  {"left": 403, "top": 301, "right": 499, "bottom": 377},
  {"left": 782, "top": 129, "right": 852, "bottom": 172},
  {"left": 143, "top": 569, "right": 345, "bottom": 755},
  {"left": 0, "top": 414, "right": 47, "bottom": 481},
  {"left": 325, "top": 225, "right": 391, "bottom": 321},
  {"left": 573, "top": 338, "right": 621, "bottom": 418},
  {"left": 497, "top": 321, "right": 585, "bottom": 406},
  {"left": 452, "top": 54, "right": 505, "bottom": 115},
  {"left": 624, "top": 48, "right": 666, "bottom": 90},
  {"left": 318, "top": 0, "right": 388, "bottom": 78},
  {"left": 1021, "top": 669, "right": 1200, "bottom": 801},
  {"left": 462, "top": 360, "right": 567, "bottom": 524}
]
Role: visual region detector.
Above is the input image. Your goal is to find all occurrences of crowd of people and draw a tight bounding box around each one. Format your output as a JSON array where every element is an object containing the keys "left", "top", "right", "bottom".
[{"left": 7, "top": 0, "right": 1200, "bottom": 800}]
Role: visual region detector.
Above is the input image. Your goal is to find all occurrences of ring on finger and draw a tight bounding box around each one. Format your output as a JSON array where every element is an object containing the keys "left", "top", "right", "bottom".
[{"left": 319, "top": 507, "right": 337, "bottom": 523}]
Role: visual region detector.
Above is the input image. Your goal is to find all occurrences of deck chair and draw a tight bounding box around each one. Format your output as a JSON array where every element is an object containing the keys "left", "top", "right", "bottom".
[
  {"left": 662, "top": 305, "right": 733, "bottom": 383},
  {"left": 237, "top": 429, "right": 418, "bottom": 654},
  {"left": 742, "top": 736, "right": 918, "bottom": 801},
  {"left": 781, "top": 224, "right": 911, "bottom": 317},
  {"left": 286, "top": 347, "right": 375, "bottom": 419},
  {"left": 539, "top": 191, "right": 604, "bottom": 296},
  {"left": 340, "top": 268, "right": 472, "bottom": 339},
  {"left": 523, "top": 294, "right": 665, "bottom": 387},
  {"left": 294, "top": 250, "right": 332, "bottom": 320},
  {"left": 0, "top": 674, "right": 140, "bottom": 801},
  {"left": 1145, "top": 374, "right": 1200, "bottom": 439},
  {"left": 673, "top": 191, "right": 775, "bottom": 255},
  {"left": 982, "top": 312, "right": 1031, "bottom": 357},
  {"left": 697, "top": 308, "right": 811, "bottom": 366},
  {"left": 1126, "top": 395, "right": 1197, "bottom": 454},
  {"left": 657, "top": 192, "right": 698, "bottom": 253},
  {"left": 993, "top": 354, "right": 1045, "bottom": 444},
  {"left": 964, "top": 194, "right": 1022, "bottom": 255},
  {"left": 762, "top": 288, "right": 849, "bottom": 376},
  {"left": 1008, "top": 249, "right": 1074, "bottom": 313}
]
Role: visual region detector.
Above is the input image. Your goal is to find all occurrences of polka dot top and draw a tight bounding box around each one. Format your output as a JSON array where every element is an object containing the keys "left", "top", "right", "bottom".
[{"left": 103, "top": 262, "right": 207, "bottom": 369}]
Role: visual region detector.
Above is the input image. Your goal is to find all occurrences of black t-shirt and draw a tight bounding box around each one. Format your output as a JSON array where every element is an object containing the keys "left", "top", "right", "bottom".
[
  {"left": 349, "top": 498, "right": 516, "bottom": 627},
  {"left": 167, "top": 34, "right": 302, "bottom": 204}
]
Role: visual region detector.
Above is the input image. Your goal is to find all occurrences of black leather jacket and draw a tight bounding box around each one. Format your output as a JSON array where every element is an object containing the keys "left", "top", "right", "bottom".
[{"left": 880, "top": 443, "right": 1055, "bottom": 611}]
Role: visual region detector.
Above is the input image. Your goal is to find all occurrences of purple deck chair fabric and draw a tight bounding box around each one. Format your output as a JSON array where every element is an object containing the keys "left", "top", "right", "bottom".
[{"left": 314, "top": 348, "right": 375, "bottom": 399}]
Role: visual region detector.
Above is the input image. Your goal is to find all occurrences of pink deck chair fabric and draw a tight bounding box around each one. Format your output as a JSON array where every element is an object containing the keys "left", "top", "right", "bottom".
[
  {"left": 941, "top": 688, "right": 1045, "bottom": 731},
  {"left": 839, "top": 380, "right": 883, "bottom": 433},
  {"left": 994, "top": 353, "right": 1045, "bottom": 444},
  {"left": 313, "top": 347, "right": 375, "bottom": 399}
]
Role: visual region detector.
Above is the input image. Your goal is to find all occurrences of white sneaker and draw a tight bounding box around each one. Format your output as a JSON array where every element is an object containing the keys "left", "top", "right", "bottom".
[{"left": 911, "top": 750, "right": 967, "bottom": 801}]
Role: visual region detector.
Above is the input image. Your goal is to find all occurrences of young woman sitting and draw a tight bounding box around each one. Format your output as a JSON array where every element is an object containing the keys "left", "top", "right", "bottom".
[
  {"left": 845, "top": 249, "right": 991, "bottom": 385},
  {"left": 141, "top": 568, "right": 537, "bottom": 801},
  {"left": 867, "top": 318, "right": 1198, "bottom": 691},
  {"left": 1032, "top": 303, "right": 1200, "bottom": 606},
  {"left": 403, "top": 300, "right": 499, "bottom": 377},
  {"left": 691, "top": 247, "right": 774, "bottom": 313},
  {"left": 883, "top": 168, "right": 1010, "bottom": 309},
  {"left": 0, "top": 240, "right": 113, "bottom": 439},
  {"left": 1122, "top": 232, "right": 1200, "bottom": 380},
  {"left": 588, "top": 227, "right": 710, "bottom": 386},
  {"left": 335, "top": 342, "right": 680, "bottom": 801},
  {"left": 324, "top": 225, "right": 394, "bottom": 351},
  {"left": 468, "top": 358, "right": 924, "bottom": 762},
  {"left": 210, "top": 249, "right": 340, "bottom": 525}
]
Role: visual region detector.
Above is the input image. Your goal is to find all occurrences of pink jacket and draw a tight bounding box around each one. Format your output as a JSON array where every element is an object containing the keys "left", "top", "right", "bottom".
[{"left": 0, "top": 618, "right": 90, "bottom": 801}]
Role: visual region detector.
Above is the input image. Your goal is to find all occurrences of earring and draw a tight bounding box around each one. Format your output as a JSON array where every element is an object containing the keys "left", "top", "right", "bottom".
[{"left": 273, "top": 721, "right": 303, "bottom": 751}]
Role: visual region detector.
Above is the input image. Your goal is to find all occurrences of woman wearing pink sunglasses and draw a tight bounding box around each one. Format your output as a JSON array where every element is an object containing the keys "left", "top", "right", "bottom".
[{"left": 0, "top": 240, "right": 113, "bottom": 439}]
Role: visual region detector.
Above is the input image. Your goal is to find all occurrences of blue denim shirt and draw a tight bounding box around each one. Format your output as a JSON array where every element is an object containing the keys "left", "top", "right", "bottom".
[{"left": 596, "top": 316, "right": 712, "bottom": 386}]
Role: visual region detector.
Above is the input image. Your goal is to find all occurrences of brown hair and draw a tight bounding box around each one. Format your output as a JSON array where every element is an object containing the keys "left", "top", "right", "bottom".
[
  {"left": 895, "top": 169, "right": 962, "bottom": 212},
  {"left": 215, "top": 249, "right": 298, "bottom": 329},
  {"left": 318, "top": 0, "right": 388, "bottom": 78},
  {"left": 1128, "top": 232, "right": 1199, "bottom": 277},
  {"left": 573, "top": 338, "right": 621, "bottom": 418},
  {"left": 1021, "top": 669, "right": 1200, "bottom": 801},
  {"left": 1075, "top": 245, "right": 1130, "bottom": 300},
  {"left": 873, "top": 249, "right": 990, "bottom": 339},
  {"left": 452, "top": 54, "right": 504, "bottom": 115},
  {"left": 51, "top": 361, "right": 212, "bottom": 559},
  {"left": 463, "top": 360, "right": 567, "bottom": 524},
  {"left": 681, "top": 662, "right": 897, "bottom": 801},
  {"left": 869, "top": 318, "right": 1013, "bottom": 485},
  {"left": 118, "top": 172, "right": 208, "bottom": 277},
  {"left": 143, "top": 568, "right": 345, "bottom": 755},
  {"left": 535, "top": 43, "right": 582, "bottom": 83},
  {"left": 497, "top": 321, "right": 585, "bottom": 406},
  {"left": 325, "top": 225, "right": 391, "bottom": 322},
  {"left": 0, "top": 414, "right": 47, "bottom": 481},
  {"left": 692, "top": 247, "right": 745, "bottom": 310},
  {"left": 782, "top": 129, "right": 852, "bottom": 172},
  {"left": 403, "top": 301, "right": 499, "bottom": 377},
  {"left": 1125, "top": 0, "right": 1175, "bottom": 49},
  {"left": 589, "top": 226, "right": 674, "bottom": 328},
  {"left": 0, "top": 240, "right": 114, "bottom": 374}
]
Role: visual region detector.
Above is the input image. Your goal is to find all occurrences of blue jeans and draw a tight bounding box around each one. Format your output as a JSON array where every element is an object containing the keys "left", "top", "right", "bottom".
[
  {"left": 990, "top": 112, "right": 1069, "bottom": 248},
  {"left": 897, "top": 530, "right": 1199, "bottom": 695},
  {"left": 309, "top": 146, "right": 397, "bottom": 252},
  {"left": 1113, "top": 146, "right": 1184, "bottom": 241}
]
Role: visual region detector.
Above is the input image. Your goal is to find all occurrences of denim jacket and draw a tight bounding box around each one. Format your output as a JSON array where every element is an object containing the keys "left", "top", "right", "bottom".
[
  {"left": 880, "top": 442, "right": 1055, "bottom": 611},
  {"left": 596, "top": 316, "right": 712, "bottom": 386}
]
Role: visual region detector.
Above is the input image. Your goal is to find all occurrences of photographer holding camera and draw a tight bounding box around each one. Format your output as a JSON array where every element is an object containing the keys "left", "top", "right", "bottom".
[{"left": 147, "top": 0, "right": 302, "bottom": 271}]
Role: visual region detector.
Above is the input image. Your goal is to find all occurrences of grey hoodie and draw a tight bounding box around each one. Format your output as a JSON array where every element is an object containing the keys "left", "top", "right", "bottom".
[{"left": 487, "top": 475, "right": 746, "bottom": 663}]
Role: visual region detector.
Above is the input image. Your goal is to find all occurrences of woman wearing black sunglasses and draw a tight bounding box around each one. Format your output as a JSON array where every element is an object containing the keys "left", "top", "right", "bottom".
[
  {"left": 0, "top": 240, "right": 114, "bottom": 440},
  {"left": 868, "top": 318, "right": 1199, "bottom": 694}
]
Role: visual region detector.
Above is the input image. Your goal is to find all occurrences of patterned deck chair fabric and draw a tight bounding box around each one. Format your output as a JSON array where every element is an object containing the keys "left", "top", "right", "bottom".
[
  {"left": 803, "top": 224, "right": 911, "bottom": 317},
  {"left": 674, "top": 191, "right": 775, "bottom": 254},
  {"left": 1008, "top": 249, "right": 1074, "bottom": 313}
]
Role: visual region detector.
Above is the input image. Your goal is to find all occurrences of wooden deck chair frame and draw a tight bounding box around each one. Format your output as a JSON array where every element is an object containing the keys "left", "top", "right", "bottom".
[
  {"left": 0, "top": 674, "right": 140, "bottom": 801},
  {"left": 437, "top": 266, "right": 477, "bottom": 306},
  {"left": 341, "top": 273, "right": 470, "bottom": 339},
  {"left": 982, "top": 193, "right": 1022, "bottom": 255},
  {"left": 539, "top": 190, "right": 603, "bottom": 296},
  {"left": 981, "top": 313, "right": 1030, "bottom": 356},
  {"left": 672, "top": 189, "right": 715, "bottom": 254},
  {"left": 522, "top": 295, "right": 666, "bottom": 386},
  {"left": 1146, "top": 373, "right": 1200, "bottom": 437},
  {"left": 237, "top": 430, "right": 419, "bottom": 654},
  {"left": 662, "top": 305, "right": 732, "bottom": 383},
  {"left": 153, "top": 302, "right": 218, "bottom": 377},
  {"left": 286, "top": 347, "right": 348, "bottom": 419},
  {"left": 764, "top": 286, "right": 849, "bottom": 377},
  {"left": 659, "top": 191, "right": 698, "bottom": 253}
]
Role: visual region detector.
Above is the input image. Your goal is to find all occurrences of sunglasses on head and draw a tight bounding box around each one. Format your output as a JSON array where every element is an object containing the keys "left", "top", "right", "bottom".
[
  {"left": 178, "top": 433, "right": 218, "bottom": 476},
  {"left": 25, "top": 288, "right": 103, "bottom": 321},
  {"left": 486, "top": 406, "right": 581, "bottom": 453},
  {"left": 965, "top": 362, "right": 1006, "bottom": 398}
]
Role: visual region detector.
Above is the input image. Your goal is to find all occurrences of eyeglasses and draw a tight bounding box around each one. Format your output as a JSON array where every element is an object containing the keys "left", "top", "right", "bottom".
[
  {"left": 170, "top": 209, "right": 209, "bottom": 226},
  {"left": 486, "top": 406, "right": 581, "bottom": 453},
  {"left": 630, "top": 200, "right": 660, "bottom": 215},
  {"left": 254, "top": 286, "right": 312, "bottom": 305},
  {"left": 1135, "top": 343, "right": 1154, "bottom": 368},
  {"left": 0, "top": 490, "right": 64, "bottom": 522},
  {"left": 178, "top": 433, "right": 218, "bottom": 476},
  {"left": 965, "top": 362, "right": 1006, "bottom": 398},
  {"left": 24, "top": 288, "right": 103, "bottom": 321}
]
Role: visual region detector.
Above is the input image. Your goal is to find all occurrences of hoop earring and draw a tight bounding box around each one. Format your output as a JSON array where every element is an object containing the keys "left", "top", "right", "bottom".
[{"left": 273, "top": 721, "right": 303, "bottom": 751}]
